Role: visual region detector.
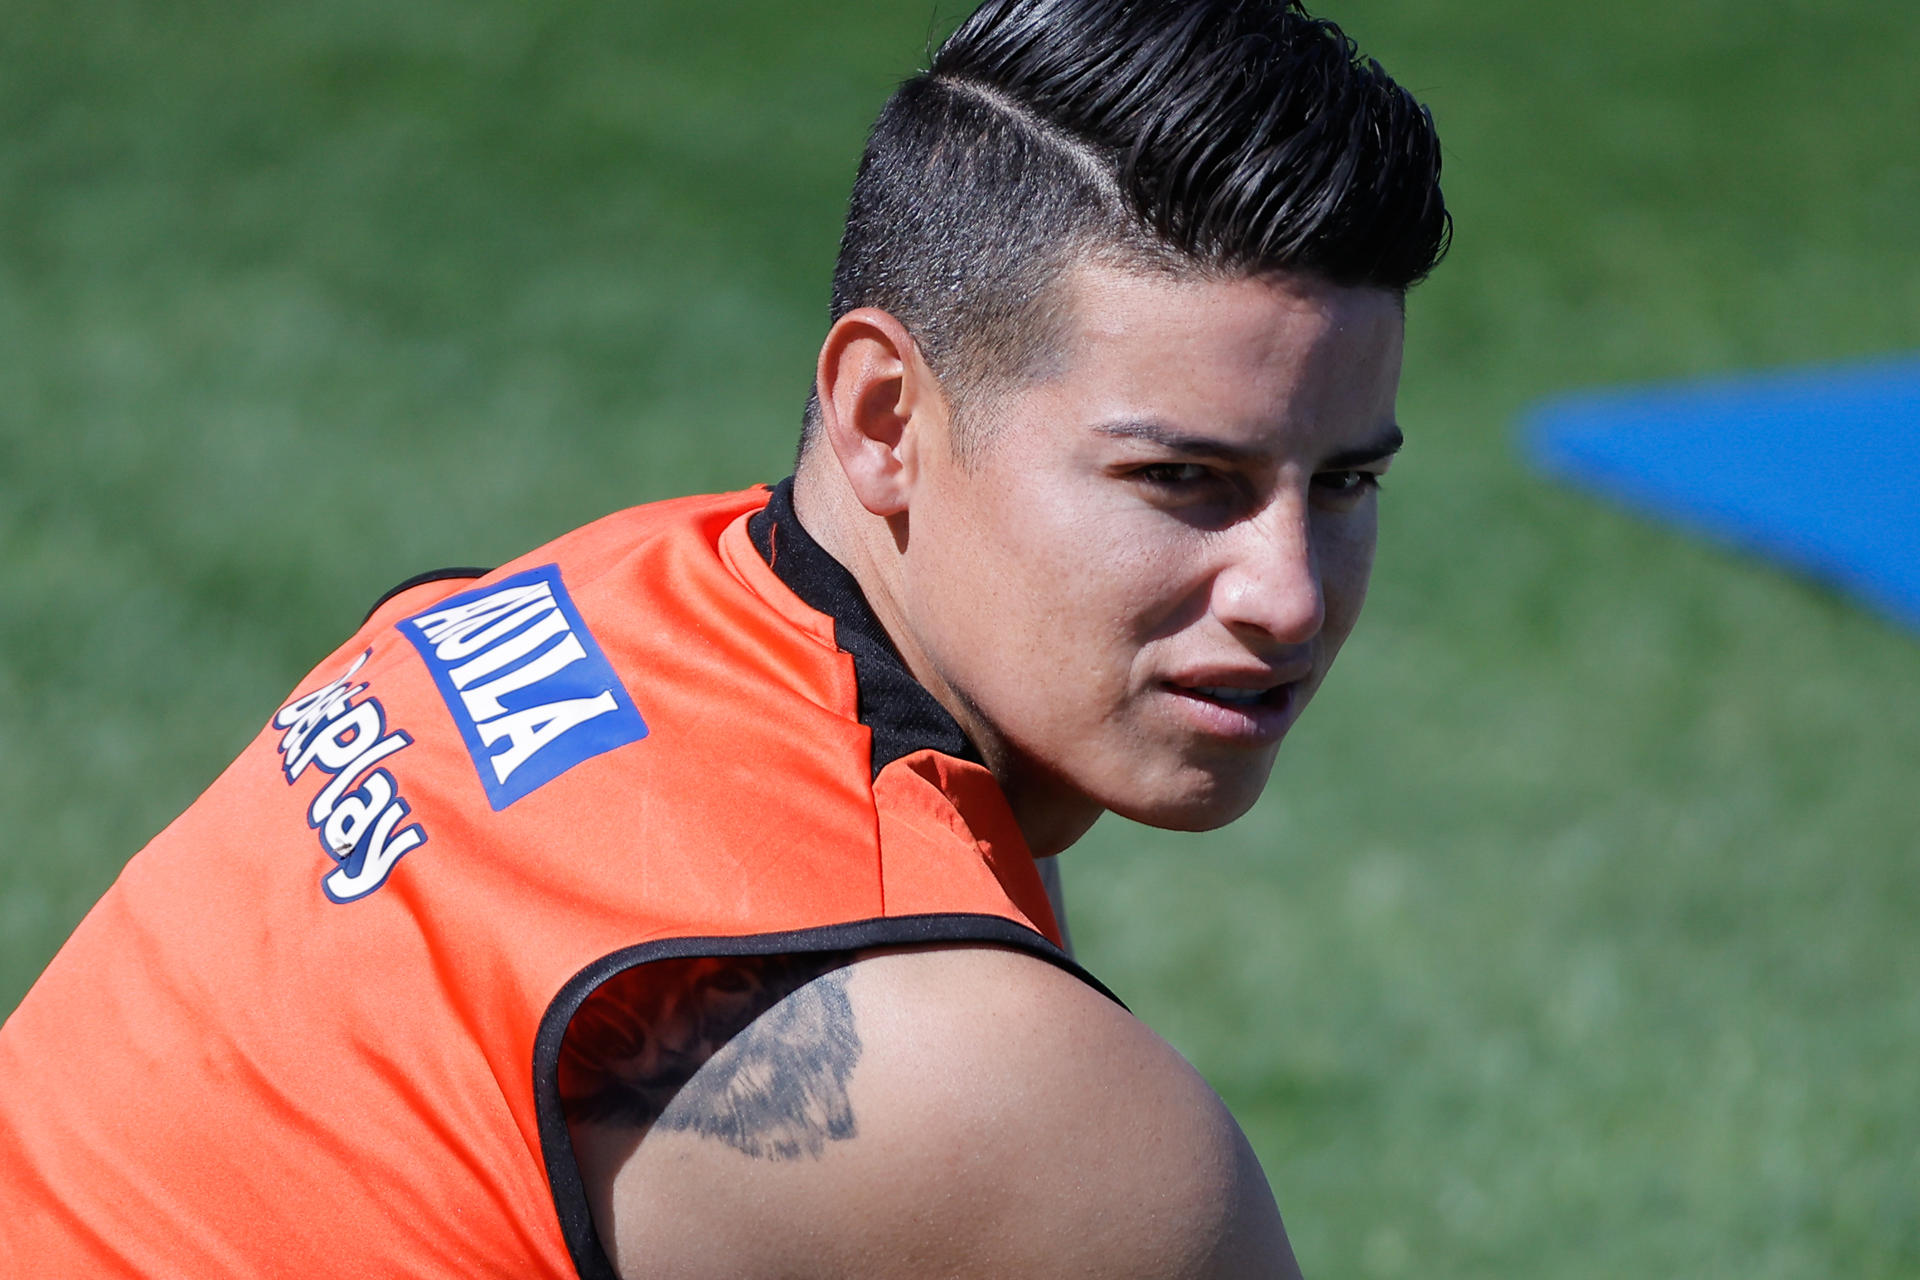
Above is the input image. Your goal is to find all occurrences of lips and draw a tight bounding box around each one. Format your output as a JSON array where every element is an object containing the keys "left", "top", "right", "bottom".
[
  {"left": 1163, "top": 657, "right": 1313, "bottom": 700},
  {"left": 1158, "top": 661, "right": 1313, "bottom": 741}
]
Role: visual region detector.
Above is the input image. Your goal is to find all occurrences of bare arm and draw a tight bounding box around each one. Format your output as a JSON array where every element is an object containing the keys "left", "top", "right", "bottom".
[{"left": 564, "top": 947, "right": 1300, "bottom": 1280}]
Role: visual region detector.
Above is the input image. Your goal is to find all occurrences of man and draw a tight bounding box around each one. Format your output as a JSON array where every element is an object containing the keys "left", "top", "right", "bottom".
[{"left": 0, "top": 0, "right": 1446, "bottom": 1275}]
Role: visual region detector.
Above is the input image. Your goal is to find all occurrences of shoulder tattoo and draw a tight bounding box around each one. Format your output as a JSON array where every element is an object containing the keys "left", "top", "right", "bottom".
[{"left": 558, "top": 951, "right": 862, "bottom": 1161}]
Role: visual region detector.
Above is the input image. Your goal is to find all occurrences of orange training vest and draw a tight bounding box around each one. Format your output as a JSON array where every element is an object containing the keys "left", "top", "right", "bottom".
[{"left": 0, "top": 483, "right": 1103, "bottom": 1278}]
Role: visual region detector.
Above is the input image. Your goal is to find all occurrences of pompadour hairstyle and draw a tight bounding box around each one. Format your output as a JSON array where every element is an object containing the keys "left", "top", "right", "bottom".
[{"left": 802, "top": 0, "right": 1451, "bottom": 448}]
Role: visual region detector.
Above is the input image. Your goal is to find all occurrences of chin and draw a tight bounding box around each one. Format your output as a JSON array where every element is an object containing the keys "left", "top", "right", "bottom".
[{"left": 1104, "top": 770, "right": 1269, "bottom": 832}]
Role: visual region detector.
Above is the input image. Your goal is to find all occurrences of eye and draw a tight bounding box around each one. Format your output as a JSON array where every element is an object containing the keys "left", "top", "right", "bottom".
[
  {"left": 1311, "top": 469, "right": 1382, "bottom": 500},
  {"left": 1132, "top": 462, "right": 1217, "bottom": 488}
]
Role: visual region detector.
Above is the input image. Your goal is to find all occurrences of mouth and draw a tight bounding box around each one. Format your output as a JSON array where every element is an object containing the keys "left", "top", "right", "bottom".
[
  {"left": 1181, "top": 685, "right": 1286, "bottom": 708},
  {"left": 1159, "top": 677, "right": 1304, "bottom": 741}
]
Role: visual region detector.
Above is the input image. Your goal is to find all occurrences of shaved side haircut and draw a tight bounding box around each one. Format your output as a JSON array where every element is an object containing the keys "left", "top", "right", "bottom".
[{"left": 801, "top": 0, "right": 1452, "bottom": 452}]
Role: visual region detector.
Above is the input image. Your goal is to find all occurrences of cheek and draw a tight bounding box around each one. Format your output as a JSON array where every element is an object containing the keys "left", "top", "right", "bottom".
[
  {"left": 1316, "top": 506, "right": 1379, "bottom": 646},
  {"left": 959, "top": 473, "right": 1188, "bottom": 628},
  {"left": 1037, "top": 507, "right": 1216, "bottom": 665}
]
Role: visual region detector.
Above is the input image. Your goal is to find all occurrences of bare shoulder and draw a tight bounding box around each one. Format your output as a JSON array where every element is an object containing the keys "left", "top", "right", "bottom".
[{"left": 568, "top": 946, "right": 1300, "bottom": 1280}]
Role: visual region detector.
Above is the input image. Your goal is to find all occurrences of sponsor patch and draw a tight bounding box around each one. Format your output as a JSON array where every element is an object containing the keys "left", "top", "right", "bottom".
[
  {"left": 272, "top": 649, "right": 428, "bottom": 904},
  {"left": 397, "top": 565, "right": 648, "bottom": 809}
]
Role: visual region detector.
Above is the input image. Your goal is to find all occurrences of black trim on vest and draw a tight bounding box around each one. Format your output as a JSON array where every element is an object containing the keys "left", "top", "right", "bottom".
[
  {"left": 360, "top": 566, "right": 494, "bottom": 626},
  {"left": 536, "top": 913, "right": 1121, "bottom": 1280},
  {"left": 748, "top": 477, "right": 983, "bottom": 777}
]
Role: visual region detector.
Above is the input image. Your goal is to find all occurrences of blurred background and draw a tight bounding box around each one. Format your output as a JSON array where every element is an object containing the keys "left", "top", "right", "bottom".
[{"left": 3, "top": 0, "right": 1916, "bottom": 1274}]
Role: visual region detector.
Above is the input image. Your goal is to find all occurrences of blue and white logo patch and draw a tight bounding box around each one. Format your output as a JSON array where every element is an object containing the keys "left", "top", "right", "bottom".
[{"left": 397, "top": 565, "right": 648, "bottom": 810}]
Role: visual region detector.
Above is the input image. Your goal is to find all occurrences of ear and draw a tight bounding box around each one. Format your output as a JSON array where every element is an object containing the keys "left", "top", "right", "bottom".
[{"left": 814, "top": 307, "right": 948, "bottom": 518}]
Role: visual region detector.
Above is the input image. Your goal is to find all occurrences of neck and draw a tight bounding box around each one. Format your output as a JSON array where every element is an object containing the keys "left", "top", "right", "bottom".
[{"left": 790, "top": 454, "right": 1102, "bottom": 856}]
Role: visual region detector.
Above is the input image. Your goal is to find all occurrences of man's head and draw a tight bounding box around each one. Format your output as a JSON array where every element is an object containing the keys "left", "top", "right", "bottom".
[
  {"left": 801, "top": 0, "right": 1449, "bottom": 451},
  {"left": 796, "top": 0, "right": 1448, "bottom": 852}
]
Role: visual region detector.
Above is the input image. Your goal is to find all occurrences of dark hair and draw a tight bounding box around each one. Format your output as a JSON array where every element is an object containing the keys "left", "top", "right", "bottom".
[{"left": 803, "top": 0, "right": 1450, "bottom": 448}]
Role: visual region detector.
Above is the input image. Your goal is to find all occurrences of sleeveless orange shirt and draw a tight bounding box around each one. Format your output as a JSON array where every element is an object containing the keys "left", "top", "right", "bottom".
[{"left": 0, "top": 483, "right": 1103, "bottom": 1278}]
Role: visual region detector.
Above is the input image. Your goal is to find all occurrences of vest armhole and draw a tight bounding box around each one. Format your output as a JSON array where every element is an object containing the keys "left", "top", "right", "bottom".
[
  {"left": 359, "top": 567, "right": 495, "bottom": 627},
  {"left": 533, "top": 913, "right": 1122, "bottom": 1280}
]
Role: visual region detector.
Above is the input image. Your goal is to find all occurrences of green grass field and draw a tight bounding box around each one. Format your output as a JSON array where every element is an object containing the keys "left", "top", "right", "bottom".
[{"left": 4, "top": 1, "right": 1917, "bottom": 1274}]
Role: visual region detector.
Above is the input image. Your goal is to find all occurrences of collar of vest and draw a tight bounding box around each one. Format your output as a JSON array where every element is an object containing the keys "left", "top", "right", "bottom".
[{"left": 745, "top": 477, "right": 985, "bottom": 780}]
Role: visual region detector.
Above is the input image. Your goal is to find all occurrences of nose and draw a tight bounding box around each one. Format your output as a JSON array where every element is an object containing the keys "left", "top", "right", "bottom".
[{"left": 1210, "top": 496, "right": 1324, "bottom": 645}]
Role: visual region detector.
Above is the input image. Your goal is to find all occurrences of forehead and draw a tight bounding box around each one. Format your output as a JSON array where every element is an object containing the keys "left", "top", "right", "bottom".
[{"left": 1023, "top": 261, "right": 1406, "bottom": 445}]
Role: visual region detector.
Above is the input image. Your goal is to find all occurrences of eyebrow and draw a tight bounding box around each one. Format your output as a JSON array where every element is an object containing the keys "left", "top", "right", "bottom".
[
  {"left": 1321, "top": 425, "right": 1405, "bottom": 470},
  {"left": 1094, "top": 418, "right": 1405, "bottom": 469},
  {"left": 1094, "top": 419, "right": 1259, "bottom": 463}
]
